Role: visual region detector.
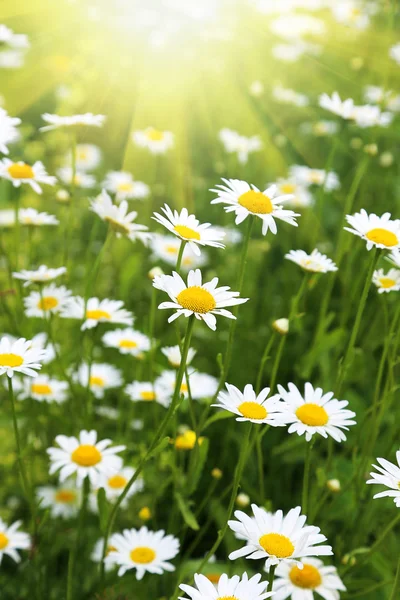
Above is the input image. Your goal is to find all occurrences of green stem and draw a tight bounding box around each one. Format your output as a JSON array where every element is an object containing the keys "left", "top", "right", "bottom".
[
  {"left": 14, "top": 187, "right": 20, "bottom": 271},
  {"left": 268, "top": 565, "right": 276, "bottom": 592},
  {"left": 66, "top": 476, "right": 90, "bottom": 600},
  {"left": 8, "top": 377, "right": 31, "bottom": 499},
  {"left": 148, "top": 285, "right": 157, "bottom": 381},
  {"left": 302, "top": 440, "right": 314, "bottom": 515},
  {"left": 256, "top": 433, "right": 265, "bottom": 502},
  {"left": 389, "top": 554, "right": 400, "bottom": 600},
  {"left": 84, "top": 227, "right": 112, "bottom": 311},
  {"left": 255, "top": 332, "right": 276, "bottom": 394},
  {"left": 176, "top": 240, "right": 187, "bottom": 274},
  {"left": 63, "top": 134, "right": 77, "bottom": 270}
]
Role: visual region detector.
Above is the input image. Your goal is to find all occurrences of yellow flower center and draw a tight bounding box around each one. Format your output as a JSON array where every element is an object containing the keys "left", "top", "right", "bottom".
[
  {"left": 166, "top": 245, "right": 178, "bottom": 254},
  {"left": 7, "top": 163, "right": 34, "bottom": 179},
  {"left": 0, "top": 533, "right": 9, "bottom": 550},
  {"left": 130, "top": 546, "right": 156, "bottom": 564},
  {"left": 38, "top": 296, "right": 59, "bottom": 311},
  {"left": 309, "top": 172, "right": 323, "bottom": 184},
  {"left": 180, "top": 383, "right": 188, "bottom": 394},
  {"left": 296, "top": 403, "right": 329, "bottom": 427},
  {"left": 55, "top": 490, "right": 77, "bottom": 504},
  {"left": 86, "top": 309, "right": 111, "bottom": 321},
  {"left": 106, "top": 545, "right": 117, "bottom": 555},
  {"left": 175, "top": 430, "right": 198, "bottom": 450},
  {"left": 107, "top": 474, "right": 127, "bottom": 489},
  {"left": 117, "top": 182, "right": 133, "bottom": 192},
  {"left": 140, "top": 390, "right": 156, "bottom": 401},
  {"left": 379, "top": 277, "right": 396, "bottom": 289},
  {"left": 366, "top": 228, "right": 398, "bottom": 248},
  {"left": 238, "top": 401, "right": 267, "bottom": 420},
  {"left": 104, "top": 216, "right": 130, "bottom": 235},
  {"left": 289, "top": 564, "right": 322, "bottom": 589},
  {"left": 139, "top": 506, "right": 151, "bottom": 520},
  {"left": 238, "top": 190, "right": 273, "bottom": 214},
  {"left": 174, "top": 225, "right": 201, "bottom": 241},
  {"left": 71, "top": 444, "right": 102, "bottom": 467},
  {"left": 218, "top": 597, "right": 238, "bottom": 600},
  {"left": 176, "top": 286, "right": 216, "bottom": 314},
  {"left": 77, "top": 149, "right": 88, "bottom": 161},
  {"left": 280, "top": 183, "right": 296, "bottom": 194},
  {"left": 0, "top": 353, "right": 23, "bottom": 368},
  {"left": 31, "top": 383, "right": 52, "bottom": 395},
  {"left": 207, "top": 574, "right": 222, "bottom": 584},
  {"left": 90, "top": 376, "right": 105, "bottom": 387},
  {"left": 259, "top": 533, "right": 295, "bottom": 558},
  {"left": 146, "top": 128, "right": 164, "bottom": 141},
  {"left": 119, "top": 339, "right": 137, "bottom": 349}
]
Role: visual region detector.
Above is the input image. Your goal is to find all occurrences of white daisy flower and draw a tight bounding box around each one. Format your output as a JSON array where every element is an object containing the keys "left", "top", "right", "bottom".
[
  {"left": 272, "top": 557, "right": 346, "bottom": 600},
  {"left": 367, "top": 451, "right": 400, "bottom": 507},
  {"left": 351, "top": 104, "right": 392, "bottom": 128},
  {"left": 363, "top": 85, "right": 391, "bottom": 105},
  {"left": 36, "top": 482, "right": 81, "bottom": 518},
  {"left": 153, "top": 269, "right": 248, "bottom": 331},
  {"left": 40, "top": 113, "right": 106, "bottom": 131},
  {"left": 270, "top": 13, "right": 325, "bottom": 39},
  {"left": 332, "top": 1, "right": 370, "bottom": 30},
  {"left": 13, "top": 265, "right": 66, "bottom": 287},
  {"left": 91, "top": 536, "right": 120, "bottom": 571},
  {"left": 0, "top": 25, "right": 29, "bottom": 50},
  {"left": 0, "top": 159, "right": 56, "bottom": 194},
  {"left": 66, "top": 143, "right": 102, "bottom": 171},
  {"left": 0, "top": 50, "right": 25, "bottom": 68},
  {"left": 0, "top": 208, "right": 15, "bottom": 228},
  {"left": 105, "top": 526, "right": 180, "bottom": 578},
  {"left": 102, "top": 328, "right": 150, "bottom": 357},
  {"left": 153, "top": 204, "right": 225, "bottom": 256},
  {"left": 274, "top": 179, "right": 314, "bottom": 209},
  {"left": 288, "top": 166, "right": 340, "bottom": 191},
  {"left": 161, "top": 345, "right": 196, "bottom": 368},
  {"left": 125, "top": 381, "right": 170, "bottom": 408},
  {"left": 345, "top": 209, "right": 400, "bottom": 251},
  {"left": 180, "top": 572, "right": 273, "bottom": 600},
  {"left": 19, "top": 374, "right": 68, "bottom": 404},
  {"left": 228, "top": 504, "right": 333, "bottom": 568},
  {"left": 285, "top": 249, "right": 338, "bottom": 273},
  {"left": 373, "top": 268, "right": 400, "bottom": 293},
  {"left": 0, "top": 107, "right": 21, "bottom": 154},
  {"left": 151, "top": 234, "right": 207, "bottom": 270},
  {"left": 300, "top": 120, "right": 338, "bottom": 137},
  {"left": 97, "top": 466, "right": 143, "bottom": 503},
  {"left": 19, "top": 208, "right": 59, "bottom": 227},
  {"left": 155, "top": 369, "right": 218, "bottom": 401},
  {"left": 29, "top": 332, "right": 57, "bottom": 364},
  {"left": 75, "top": 363, "right": 123, "bottom": 399},
  {"left": 0, "top": 336, "right": 45, "bottom": 378},
  {"left": 213, "top": 383, "right": 287, "bottom": 425},
  {"left": 57, "top": 167, "right": 96, "bottom": 189},
  {"left": 102, "top": 171, "right": 150, "bottom": 202},
  {"left": 388, "top": 249, "right": 400, "bottom": 268},
  {"left": 218, "top": 128, "right": 263, "bottom": 164},
  {"left": 272, "top": 85, "right": 309, "bottom": 107},
  {"left": 389, "top": 42, "right": 400, "bottom": 65},
  {"left": 47, "top": 429, "right": 125, "bottom": 487},
  {"left": 277, "top": 382, "right": 356, "bottom": 443},
  {"left": 0, "top": 518, "right": 30, "bottom": 565},
  {"left": 60, "top": 296, "right": 134, "bottom": 330},
  {"left": 90, "top": 190, "right": 151, "bottom": 245},
  {"left": 211, "top": 179, "right": 298, "bottom": 236},
  {"left": 319, "top": 92, "right": 355, "bottom": 119},
  {"left": 24, "top": 284, "right": 72, "bottom": 318},
  {"left": 132, "top": 127, "right": 174, "bottom": 154}
]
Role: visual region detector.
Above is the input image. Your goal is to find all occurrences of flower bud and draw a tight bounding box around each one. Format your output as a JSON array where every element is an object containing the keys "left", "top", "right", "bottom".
[
  {"left": 327, "top": 478, "right": 341, "bottom": 492},
  {"left": 273, "top": 318, "right": 289, "bottom": 335},
  {"left": 211, "top": 468, "right": 223, "bottom": 480},
  {"left": 236, "top": 493, "right": 250, "bottom": 508},
  {"left": 138, "top": 506, "right": 151, "bottom": 521},
  {"left": 148, "top": 266, "right": 164, "bottom": 280}
]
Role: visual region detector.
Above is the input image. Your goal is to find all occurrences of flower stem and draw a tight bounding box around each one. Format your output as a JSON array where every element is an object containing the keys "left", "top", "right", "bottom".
[
  {"left": 67, "top": 476, "right": 90, "bottom": 600},
  {"left": 63, "top": 134, "right": 77, "bottom": 270},
  {"left": 389, "top": 553, "right": 400, "bottom": 600},
  {"left": 268, "top": 564, "right": 277, "bottom": 592},
  {"left": 302, "top": 439, "right": 314, "bottom": 515},
  {"left": 176, "top": 240, "right": 187, "bottom": 274},
  {"left": 255, "top": 332, "right": 276, "bottom": 394},
  {"left": 8, "top": 377, "right": 31, "bottom": 499}
]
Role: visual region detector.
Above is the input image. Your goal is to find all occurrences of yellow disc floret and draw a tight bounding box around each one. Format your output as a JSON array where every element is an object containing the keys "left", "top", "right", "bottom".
[
  {"left": 55, "top": 490, "right": 77, "bottom": 504},
  {"left": 38, "top": 296, "right": 59, "bottom": 311},
  {"left": 296, "top": 403, "right": 329, "bottom": 427},
  {"left": 177, "top": 286, "right": 216, "bottom": 314},
  {"left": 130, "top": 546, "right": 156, "bottom": 564},
  {"left": 366, "top": 228, "right": 398, "bottom": 248},
  {"left": 174, "top": 225, "right": 201, "bottom": 241},
  {"left": 259, "top": 533, "right": 295, "bottom": 558},
  {"left": 107, "top": 475, "right": 127, "bottom": 489},
  {"left": 238, "top": 190, "right": 273, "bottom": 214},
  {"left": 86, "top": 309, "right": 111, "bottom": 320},
  {"left": 31, "top": 383, "right": 52, "bottom": 395},
  {"left": 119, "top": 340, "right": 137, "bottom": 349},
  {"left": 238, "top": 401, "right": 267, "bottom": 420},
  {"left": 0, "top": 533, "right": 9, "bottom": 550},
  {"left": 8, "top": 163, "right": 34, "bottom": 179},
  {"left": 0, "top": 353, "right": 23, "bottom": 368},
  {"left": 71, "top": 444, "right": 102, "bottom": 467},
  {"left": 289, "top": 563, "right": 322, "bottom": 589}
]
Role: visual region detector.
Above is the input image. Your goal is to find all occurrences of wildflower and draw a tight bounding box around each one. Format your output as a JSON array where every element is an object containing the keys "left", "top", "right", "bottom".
[
  {"left": 57, "top": 167, "right": 96, "bottom": 188},
  {"left": 285, "top": 249, "right": 338, "bottom": 273},
  {"left": 28, "top": 332, "right": 57, "bottom": 364},
  {"left": 132, "top": 127, "right": 174, "bottom": 154},
  {"left": 56, "top": 189, "right": 70, "bottom": 203},
  {"left": 36, "top": 482, "right": 80, "bottom": 518},
  {"left": 175, "top": 430, "right": 204, "bottom": 450},
  {"left": 24, "top": 284, "right": 72, "bottom": 317},
  {"left": 277, "top": 382, "right": 356, "bottom": 442},
  {"left": 105, "top": 526, "right": 180, "bottom": 578},
  {"left": 372, "top": 268, "right": 400, "bottom": 293},
  {"left": 274, "top": 178, "right": 314, "bottom": 209},
  {"left": 389, "top": 42, "right": 400, "bottom": 65},
  {"left": 272, "top": 557, "right": 346, "bottom": 599},
  {"left": 0, "top": 159, "right": 56, "bottom": 194},
  {"left": 161, "top": 345, "right": 196, "bottom": 368},
  {"left": 289, "top": 166, "right": 340, "bottom": 191},
  {"left": 236, "top": 493, "right": 250, "bottom": 508},
  {"left": 332, "top": 1, "right": 370, "bottom": 30},
  {"left": 13, "top": 265, "right": 66, "bottom": 287},
  {"left": 61, "top": 296, "right": 134, "bottom": 330},
  {"left": 91, "top": 536, "right": 119, "bottom": 570},
  {"left": 102, "top": 170, "right": 150, "bottom": 202},
  {"left": 213, "top": 383, "right": 287, "bottom": 425},
  {"left": 211, "top": 468, "right": 223, "bottom": 479},
  {"left": 367, "top": 451, "right": 400, "bottom": 507},
  {"left": 40, "top": 112, "right": 106, "bottom": 131},
  {"left": 75, "top": 363, "right": 123, "bottom": 399},
  {"left": 19, "top": 374, "right": 68, "bottom": 404},
  {"left": 180, "top": 573, "right": 273, "bottom": 600},
  {"left": 0, "top": 107, "right": 21, "bottom": 154},
  {"left": 319, "top": 92, "right": 355, "bottom": 119},
  {"left": 153, "top": 269, "right": 248, "bottom": 330},
  {"left": 151, "top": 234, "right": 207, "bottom": 269},
  {"left": 0, "top": 24, "right": 29, "bottom": 50},
  {"left": 125, "top": 381, "right": 170, "bottom": 408},
  {"left": 148, "top": 266, "right": 164, "bottom": 279},
  {"left": 272, "top": 85, "right": 309, "bottom": 107},
  {"left": 327, "top": 479, "right": 341, "bottom": 493},
  {"left": 90, "top": 190, "right": 150, "bottom": 244},
  {"left": 345, "top": 210, "right": 400, "bottom": 251},
  {"left": 218, "top": 128, "right": 262, "bottom": 164},
  {"left": 98, "top": 466, "right": 143, "bottom": 503},
  {"left": 156, "top": 369, "right": 218, "bottom": 400},
  {"left": 19, "top": 208, "right": 59, "bottom": 226},
  {"left": 66, "top": 143, "right": 102, "bottom": 171},
  {"left": 0, "top": 518, "right": 30, "bottom": 565},
  {"left": 273, "top": 318, "right": 289, "bottom": 335},
  {"left": 102, "top": 328, "right": 150, "bottom": 357},
  {"left": 0, "top": 336, "right": 45, "bottom": 378},
  {"left": 210, "top": 179, "right": 298, "bottom": 236},
  {"left": 139, "top": 507, "right": 151, "bottom": 521},
  {"left": 47, "top": 429, "right": 125, "bottom": 487}
]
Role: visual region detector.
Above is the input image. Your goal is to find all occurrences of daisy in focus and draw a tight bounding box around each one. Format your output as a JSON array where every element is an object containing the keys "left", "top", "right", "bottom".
[
  {"left": 19, "top": 208, "right": 59, "bottom": 227},
  {"left": 40, "top": 112, "right": 106, "bottom": 131},
  {"left": 75, "top": 363, "right": 123, "bottom": 399},
  {"left": 153, "top": 204, "right": 225, "bottom": 256},
  {"left": 277, "top": 382, "right": 356, "bottom": 442},
  {"left": 289, "top": 166, "right": 340, "bottom": 191},
  {"left": 0, "top": 336, "right": 45, "bottom": 378},
  {"left": 19, "top": 374, "right": 68, "bottom": 404},
  {"left": 13, "top": 265, "right": 66, "bottom": 287},
  {"left": 367, "top": 451, "right": 400, "bottom": 507},
  {"left": 161, "top": 345, "right": 196, "bottom": 368},
  {"left": 36, "top": 482, "right": 80, "bottom": 518},
  {"left": 285, "top": 249, "right": 338, "bottom": 273},
  {"left": 345, "top": 210, "right": 400, "bottom": 251},
  {"left": 102, "top": 171, "right": 150, "bottom": 202},
  {"left": 372, "top": 268, "right": 400, "bottom": 293},
  {"left": 272, "top": 557, "right": 346, "bottom": 600},
  {"left": 210, "top": 179, "right": 298, "bottom": 236},
  {"left": 213, "top": 383, "right": 287, "bottom": 425},
  {"left": 24, "top": 284, "right": 72, "bottom": 318},
  {"left": 180, "top": 572, "right": 273, "bottom": 600},
  {"left": 132, "top": 127, "right": 174, "bottom": 154},
  {"left": 90, "top": 190, "right": 150, "bottom": 244},
  {"left": 228, "top": 504, "right": 332, "bottom": 568},
  {"left": 105, "top": 526, "right": 180, "bottom": 578},
  {"left": 0, "top": 519, "right": 30, "bottom": 565},
  {"left": 0, "top": 159, "right": 56, "bottom": 194},
  {"left": 97, "top": 466, "right": 143, "bottom": 504},
  {"left": 61, "top": 296, "right": 134, "bottom": 330},
  {"left": 218, "top": 128, "right": 263, "bottom": 164},
  {"left": 102, "top": 328, "right": 150, "bottom": 357},
  {"left": 47, "top": 429, "right": 125, "bottom": 487}
]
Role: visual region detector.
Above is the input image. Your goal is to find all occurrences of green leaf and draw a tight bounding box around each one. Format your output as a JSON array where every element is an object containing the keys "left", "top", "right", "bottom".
[
  {"left": 147, "top": 436, "right": 171, "bottom": 460},
  {"left": 97, "top": 487, "right": 109, "bottom": 533},
  {"left": 175, "top": 492, "right": 199, "bottom": 530},
  {"left": 188, "top": 438, "right": 209, "bottom": 495}
]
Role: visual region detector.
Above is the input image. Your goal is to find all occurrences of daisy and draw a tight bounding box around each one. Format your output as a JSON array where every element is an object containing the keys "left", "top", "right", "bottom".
[
  {"left": 228, "top": 504, "right": 332, "bottom": 568},
  {"left": 0, "top": 107, "right": 20, "bottom": 154},
  {"left": 389, "top": 43, "right": 400, "bottom": 66},
  {"left": 0, "top": 24, "right": 29, "bottom": 50},
  {"left": 57, "top": 167, "right": 96, "bottom": 189},
  {"left": 98, "top": 466, "right": 143, "bottom": 503},
  {"left": 13, "top": 265, "right": 66, "bottom": 287},
  {"left": 161, "top": 345, "right": 196, "bottom": 368},
  {"left": 388, "top": 250, "right": 400, "bottom": 268},
  {"left": 318, "top": 92, "right": 355, "bottom": 119},
  {"left": 0, "top": 336, "right": 45, "bottom": 378},
  {"left": 125, "top": 381, "right": 170, "bottom": 408},
  {"left": 332, "top": 1, "right": 370, "bottom": 30},
  {"left": 40, "top": 112, "right": 106, "bottom": 131},
  {"left": 75, "top": 363, "right": 123, "bottom": 399},
  {"left": 66, "top": 143, "right": 102, "bottom": 171},
  {"left": 218, "top": 128, "right": 263, "bottom": 164},
  {"left": 300, "top": 120, "right": 338, "bottom": 137},
  {"left": 272, "top": 557, "right": 346, "bottom": 600},
  {"left": 60, "top": 296, "right": 134, "bottom": 330},
  {"left": 47, "top": 429, "right": 125, "bottom": 487},
  {"left": 24, "top": 284, "right": 72, "bottom": 318},
  {"left": 36, "top": 482, "right": 81, "bottom": 518},
  {"left": 153, "top": 204, "right": 225, "bottom": 256},
  {"left": 91, "top": 536, "right": 120, "bottom": 571},
  {"left": 132, "top": 127, "right": 174, "bottom": 154},
  {"left": 277, "top": 382, "right": 356, "bottom": 442},
  {"left": 105, "top": 526, "right": 180, "bottom": 578},
  {"left": 102, "top": 328, "right": 150, "bottom": 357},
  {"left": 102, "top": 171, "right": 150, "bottom": 202},
  {"left": 0, "top": 518, "right": 30, "bottom": 565},
  {"left": 19, "top": 374, "right": 68, "bottom": 404},
  {"left": 373, "top": 268, "right": 400, "bottom": 293},
  {"left": 29, "top": 332, "right": 57, "bottom": 364},
  {"left": 0, "top": 209, "right": 15, "bottom": 227},
  {"left": 19, "top": 208, "right": 59, "bottom": 226},
  {"left": 272, "top": 85, "right": 309, "bottom": 107},
  {"left": 289, "top": 166, "right": 340, "bottom": 191},
  {"left": 285, "top": 249, "right": 338, "bottom": 273},
  {"left": 274, "top": 179, "right": 314, "bottom": 209},
  {"left": 156, "top": 369, "right": 218, "bottom": 401},
  {"left": 0, "top": 159, "right": 56, "bottom": 194},
  {"left": 210, "top": 179, "right": 298, "bottom": 236},
  {"left": 351, "top": 105, "right": 392, "bottom": 128},
  {"left": 345, "top": 210, "right": 400, "bottom": 251},
  {"left": 175, "top": 429, "right": 205, "bottom": 450},
  {"left": 90, "top": 190, "right": 150, "bottom": 244},
  {"left": 367, "top": 451, "right": 400, "bottom": 507},
  {"left": 151, "top": 234, "right": 207, "bottom": 269},
  {"left": 180, "top": 572, "right": 273, "bottom": 600},
  {"left": 213, "top": 383, "right": 287, "bottom": 425}
]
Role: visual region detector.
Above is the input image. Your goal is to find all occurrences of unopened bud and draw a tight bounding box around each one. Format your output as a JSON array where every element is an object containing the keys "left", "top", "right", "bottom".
[
  {"left": 56, "top": 189, "right": 70, "bottom": 203},
  {"left": 327, "top": 478, "right": 341, "bottom": 492},
  {"left": 380, "top": 151, "right": 393, "bottom": 167},
  {"left": 236, "top": 493, "right": 250, "bottom": 508},
  {"left": 148, "top": 266, "right": 164, "bottom": 280},
  {"left": 138, "top": 506, "right": 151, "bottom": 521},
  {"left": 273, "top": 318, "right": 289, "bottom": 335},
  {"left": 364, "top": 143, "right": 378, "bottom": 156},
  {"left": 211, "top": 468, "right": 223, "bottom": 480},
  {"left": 350, "top": 137, "right": 363, "bottom": 150}
]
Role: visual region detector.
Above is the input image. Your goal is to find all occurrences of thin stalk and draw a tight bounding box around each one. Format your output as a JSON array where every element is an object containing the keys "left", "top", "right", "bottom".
[
  {"left": 66, "top": 476, "right": 90, "bottom": 600},
  {"left": 389, "top": 554, "right": 400, "bottom": 600},
  {"left": 63, "top": 134, "right": 77, "bottom": 269},
  {"left": 268, "top": 565, "right": 277, "bottom": 592},
  {"left": 8, "top": 377, "right": 31, "bottom": 499},
  {"left": 176, "top": 240, "right": 187, "bottom": 274},
  {"left": 148, "top": 285, "right": 157, "bottom": 381},
  {"left": 255, "top": 332, "right": 276, "bottom": 394},
  {"left": 256, "top": 433, "right": 265, "bottom": 502},
  {"left": 302, "top": 440, "right": 314, "bottom": 515}
]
